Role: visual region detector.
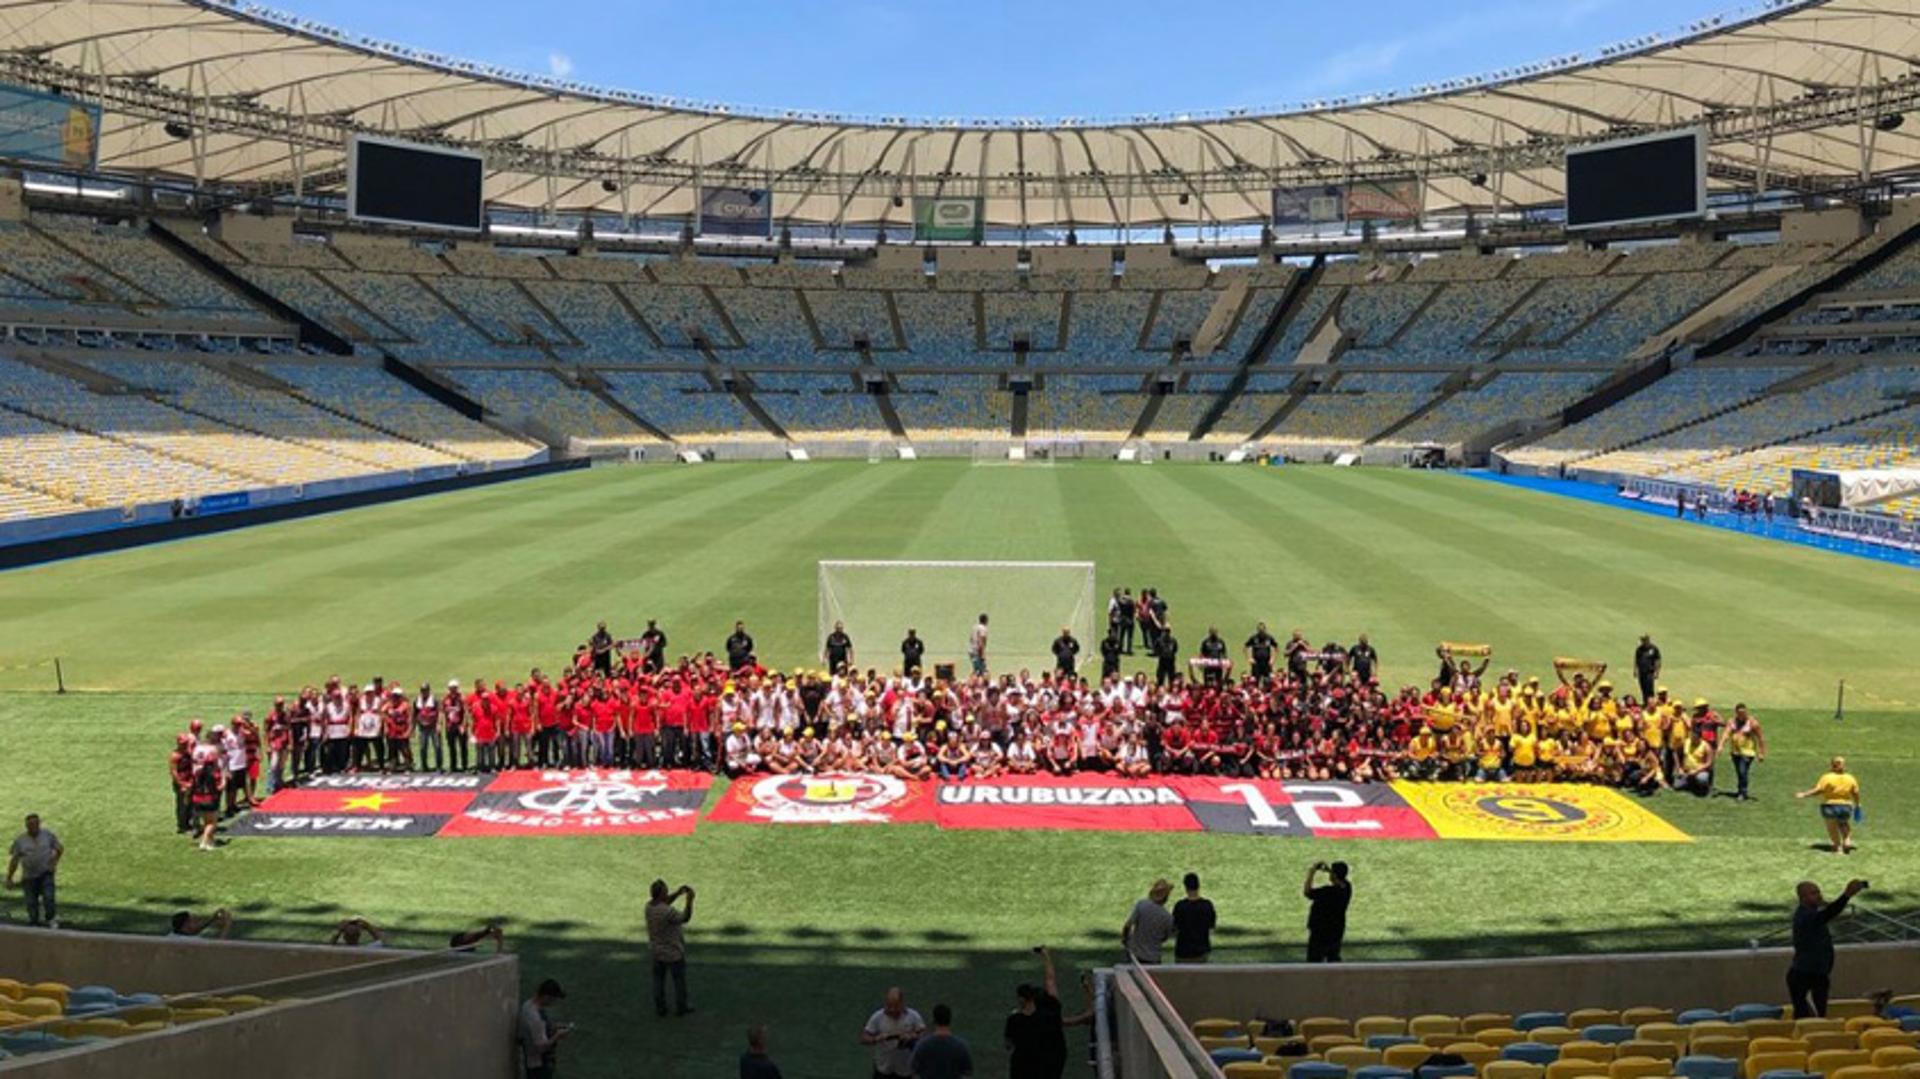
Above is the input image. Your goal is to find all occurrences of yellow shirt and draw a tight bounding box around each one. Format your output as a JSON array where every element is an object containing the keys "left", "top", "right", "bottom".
[
  {"left": 1728, "top": 728, "right": 1758, "bottom": 757},
  {"left": 1510, "top": 731, "right": 1538, "bottom": 768},
  {"left": 1408, "top": 734, "right": 1438, "bottom": 761},
  {"left": 1814, "top": 772, "right": 1860, "bottom": 805},
  {"left": 1537, "top": 737, "right": 1559, "bottom": 763},
  {"left": 1681, "top": 740, "right": 1714, "bottom": 774}
]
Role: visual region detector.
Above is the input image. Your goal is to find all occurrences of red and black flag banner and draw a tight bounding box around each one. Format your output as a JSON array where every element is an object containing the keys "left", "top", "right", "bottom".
[
  {"left": 232, "top": 770, "right": 712, "bottom": 838},
  {"left": 933, "top": 774, "right": 1200, "bottom": 832}
]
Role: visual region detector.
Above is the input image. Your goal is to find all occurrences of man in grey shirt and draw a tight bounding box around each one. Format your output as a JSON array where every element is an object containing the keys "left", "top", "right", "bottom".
[
  {"left": 1121, "top": 878, "right": 1175, "bottom": 964},
  {"left": 645, "top": 879, "right": 695, "bottom": 1017},
  {"left": 517, "top": 979, "right": 570, "bottom": 1079},
  {"left": 5, "top": 814, "right": 63, "bottom": 929}
]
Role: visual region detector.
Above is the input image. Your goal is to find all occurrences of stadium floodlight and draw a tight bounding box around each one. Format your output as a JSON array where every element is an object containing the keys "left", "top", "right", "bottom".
[{"left": 817, "top": 561, "right": 1095, "bottom": 675}]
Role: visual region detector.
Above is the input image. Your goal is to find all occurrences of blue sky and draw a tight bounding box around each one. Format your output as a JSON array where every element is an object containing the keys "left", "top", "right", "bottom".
[{"left": 278, "top": 0, "right": 1743, "bottom": 119}]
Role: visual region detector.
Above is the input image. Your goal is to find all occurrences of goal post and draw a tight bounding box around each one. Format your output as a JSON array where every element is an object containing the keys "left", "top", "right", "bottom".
[{"left": 817, "top": 560, "right": 1096, "bottom": 674}]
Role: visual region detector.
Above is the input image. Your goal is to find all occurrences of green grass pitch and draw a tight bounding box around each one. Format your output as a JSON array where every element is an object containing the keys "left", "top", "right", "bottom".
[{"left": 1, "top": 461, "right": 1916, "bottom": 1079}]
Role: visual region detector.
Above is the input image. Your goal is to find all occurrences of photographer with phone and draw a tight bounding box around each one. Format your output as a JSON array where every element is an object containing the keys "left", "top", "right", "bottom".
[
  {"left": 645, "top": 879, "right": 695, "bottom": 1018},
  {"left": 1303, "top": 860, "right": 1352, "bottom": 963},
  {"left": 861, "top": 986, "right": 926, "bottom": 1079},
  {"left": 517, "top": 978, "right": 570, "bottom": 1079},
  {"left": 1789, "top": 878, "right": 1869, "bottom": 1018}
]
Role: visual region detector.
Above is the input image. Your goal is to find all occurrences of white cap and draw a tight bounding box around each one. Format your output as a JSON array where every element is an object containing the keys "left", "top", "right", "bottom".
[{"left": 448, "top": 679, "right": 460, "bottom": 688}]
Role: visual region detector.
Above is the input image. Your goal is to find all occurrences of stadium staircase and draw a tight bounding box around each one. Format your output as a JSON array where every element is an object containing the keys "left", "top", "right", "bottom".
[
  {"left": 10, "top": 351, "right": 138, "bottom": 395},
  {"left": 703, "top": 349, "right": 787, "bottom": 440},
  {"left": 147, "top": 220, "right": 352, "bottom": 354},
  {"left": 1126, "top": 377, "right": 1167, "bottom": 440},
  {"left": 1365, "top": 367, "right": 1477, "bottom": 444},
  {"left": 1191, "top": 256, "right": 1326, "bottom": 441},
  {"left": 1698, "top": 217, "right": 1920, "bottom": 358},
  {"left": 856, "top": 344, "right": 910, "bottom": 439},
  {"left": 1010, "top": 378, "right": 1030, "bottom": 438},
  {"left": 570, "top": 366, "right": 673, "bottom": 442}
]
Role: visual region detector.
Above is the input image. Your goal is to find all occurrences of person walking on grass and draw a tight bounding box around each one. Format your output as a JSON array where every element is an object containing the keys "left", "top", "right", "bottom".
[
  {"left": 1724, "top": 704, "right": 1766, "bottom": 801},
  {"left": 5, "top": 814, "right": 63, "bottom": 929},
  {"left": 645, "top": 879, "right": 695, "bottom": 1017},
  {"left": 1796, "top": 756, "right": 1862, "bottom": 853}
]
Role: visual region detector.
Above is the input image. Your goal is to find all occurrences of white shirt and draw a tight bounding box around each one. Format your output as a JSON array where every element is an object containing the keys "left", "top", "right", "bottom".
[
  {"left": 864, "top": 1007, "right": 926, "bottom": 1077},
  {"left": 969, "top": 624, "right": 988, "bottom": 657}
]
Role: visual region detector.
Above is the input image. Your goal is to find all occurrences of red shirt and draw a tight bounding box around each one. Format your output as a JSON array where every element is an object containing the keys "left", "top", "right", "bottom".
[
  {"left": 537, "top": 687, "right": 561, "bottom": 730},
  {"left": 590, "top": 698, "right": 617, "bottom": 734},
  {"left": 630, "top": 689, "right": 658, "bottom": 735},
  {"left": 508, "top": 693, "right": 534, "bottom": 736}
]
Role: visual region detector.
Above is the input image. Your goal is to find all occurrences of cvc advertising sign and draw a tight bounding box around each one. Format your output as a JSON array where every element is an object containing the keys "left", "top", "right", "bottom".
[
  {"left": 0, "top": 83, "right": 101, "bottom": 170},
  {"left": 698, "top": 186, "right": 772, "bottom": 237},
  {"left": 914, "top": 196, "right": 984, "bottom": 242}
]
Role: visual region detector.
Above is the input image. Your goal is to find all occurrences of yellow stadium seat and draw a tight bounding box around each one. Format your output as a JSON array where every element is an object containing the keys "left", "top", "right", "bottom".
[
  {"left": 1302, "top": 1018, "right": 1354, "bottom": 1041},
  {"left": 1744, "top": 1051, "right": 1808, "bottom": 1079},
  {"left": 1693, "top": 1036, "right": 1752, "bottom": 1060},
  {"left": 1899, "top": 1065, "right": 1920, "bottom": 1079},
  {"left": 1479, "top": 1029, "right": 1526, "bottom": 1049},
  {"left": 1640, "top": 1025, "right": 1693, "bottom": 1049},
  {"left": 1809, "top": 1033, "right": 1862, "bottom": 1054},
  {"left": 128, "top": 1021, "right": 168, "bottom": 1034},
  {"left": 1609, "top": 1056, "right": 1669, "bottom": 1079},
  {"left": 1386, "top": 1044, "right": 1435, "bottom": 1070},
  {"left": 1849, "top": 1020, "right": 1897, "bottom": 1035},
  {"left": 11, "top": 997, "right": 61, "bottom": 1019},
  {"left": 0, "top": 1011, "right": 33, "bottom": 1030},
  {"left": 1564, "top": 1042, "right": 1619, "bottom": 1063},
  {"left": 1826, "top": 1002, "right": 1875, "bottom": 1021},
  {"left": 211, "top": 995, "right": 268, "bottom": 1013},
  {"left": 1194, "top": 1019, "right": 1244, "bottom": 1038},
  {"left": 1327, "top": 1046, "right": 1384, "bottom": 1071},
  {"left": 168, "top": 1007, "right": 228, "bottom": 1025},
  {"left": 1535, "top": 1028, "right": 1583, "bottom": 1047},
  {"left": 1827, "top": 1068, "right": 1895, "bottom": 1079},
  {"left": 1873, "top": 1049, "right": 1920, "bottom": 1069},
  {"left": 117, "top": 1005, "right": 170, "bottom": 1026},
  {"left": 1413, "top": 1016, "right": 1464, "bottom": 1037},
  {"left": 1862, "top": 1032, "right": 1917, "bottom": 1053},
  {"left": 1255, "top": 1037, "right": 1297, "bottom": 1057},
  {"left": 1797, "top": 1020, "right": 1847, "bottom": 1038},
  {"left": 1619, "top": 1040, "right": 1680, "bottom": 1062},
  {"left": 1202, "top": 1035, "right": 1251, "bottom": 1052},
  {"left": 1357, "top": 1017, "right": 1410, "bottom": 1039},
  {"left": 1487, "top": 1062, "right": 1547, "bottom": 1079},
  {"left": 1547, "top": 1060, "right": 1611, "bottom": 1079},
  {"left": 1625, "top": 1010, "right": 1677, "bottom": 1027},
  {"left": 45, "top": 1019, "right": 86, "bottom": 1039},
  {"left": 1573, "top": 1010, "right": 1624, "bottom": 1029},
  {"left": 1423, "top": 1034, "right": 1464, "bottom": 1049},
  {"left": 1747, "top": 1022, "right": 1797, "bottom": 1040},
  {"left": 76, "top": 1018, "right": 130, "bottom": 1039},
  {"left": 1223, "top": 1064, "right": 1287, "bottom": 1079},
  {"left": 1810, "top": 1050, "right": 1872, "bottom": 1075},
  {"left": 1313, "top": 1035, "right": 1362, "bottom": 1054},
  {"left": 27, "top": 983, "right": 69, "bottom": 1006},
  {"left": 0, "top": 978, "right": 24, "bottom": 1000},
  {"left": 1693, "top": 1023, "right": 1745, "bottom": 1042},
  {"left": 1751, "top": 1039, "right": 1814, "bottom": 1058},
  {"left": 1249, "top": 1021, "right": 1270, "bottom": 1038},
  {"left": 1444, "top": 1042, "right": 1500, "bottom": 1069},
  {"left": 1465, "top": 1015, "right": 1516, "bottom": 1035}
]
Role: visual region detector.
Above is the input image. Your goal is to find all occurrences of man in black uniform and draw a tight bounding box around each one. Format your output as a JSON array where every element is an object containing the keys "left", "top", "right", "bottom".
[
  {"left": 1634, "top": 634, "right": 1662, "bottom": 703},
  {"left": 900, "top": 629, "right": 926, "bottom": 676},
  {"left": 1154, "top": 624, "right": 1180, "bottom": 688},
  {"left": 1051, "top": 627, "right": 1080, "bottom": 679},
  {"left": 1284, "top": 630, "right": 1312, "bottom": 682},
  {"left": 824, "top": 621, "right": 854, "bottom": 675},
  {"left": 1100, "top": 629, "right": 1123, "bottom": 680},
  {"left": 1303, "top": 860, "right": 1352, "bottom": 963},
  {"left": 1198, "top": 627, "right": 1229, "bottom": 687},
  {"left": 639, "top": 620, "right": 668, "bottom": 674},
  {"left": 1148, "top": 591, "right": 1169, "bottom": 651},
  {"left": 724, "top": 622, "right": 755, "bottom": 672},
  {"left": 1244, "top": 622, "right": 1278, "bottom": 681},
  {"left": 589, "top": 621, "right": 615, "bottom": 675},
  {"left": 1117, "top": 588, "right": 1136, "bottom": 654},
  {"left": 1350, "top": 633, "right": 1378, "bottom": 685}
]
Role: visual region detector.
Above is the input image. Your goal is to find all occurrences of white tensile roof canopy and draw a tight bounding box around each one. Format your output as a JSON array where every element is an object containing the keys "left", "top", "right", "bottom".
[{"left": 2, "top": 0, "right": 1918, "bottom": 228}]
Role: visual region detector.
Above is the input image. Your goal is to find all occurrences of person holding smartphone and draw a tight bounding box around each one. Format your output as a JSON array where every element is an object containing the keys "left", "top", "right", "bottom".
[{"left": 518, "top": 978, "right": 570, "bottom": 1079}]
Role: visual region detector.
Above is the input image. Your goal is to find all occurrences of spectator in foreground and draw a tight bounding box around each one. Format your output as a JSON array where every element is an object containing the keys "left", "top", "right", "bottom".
[
  {"left": 517, "top": 978, "right": 571, "bottom": 1079},
  {"left": 645, "top": 879, "right": 695, "bottom": 1017},
  {"left": 1006, "top": 947, "right": 1093, "bottom": 1079},
  {"left": 5, "top": 813, "right": 63, "bottom": 929},
  {"left": 329, "top": 917, "right": 385, "bottom": 948},
  {"left": 1789, "top": 878, "right": 1868, "bottom": 1018},
  {"left": 740, "top": 1023, "right": 783, "bottom": 1079},
  {"left": 168, "top": 908, "right": 233, "bottom": 939},
  {"left": 1171, "top": 872, "right": 1216, "bottom": 964},
  {"left": 1121, "top": 878, "right": 1175, "bottom": 964},
  {"left": 1797, "top": 756, "right": 1862, "bottom": 853},
  {"left": 861, "top": 986, "right": 925, "bottom": 1079},
  {"left": 1303, "top": 861, "right": 1352, "bottom": 962},
  {"left": 450, "top": 919, "right": 506, "bottom": 953},
  {"left": 911, "top": 1003, "right": 973, "bottom": 1079}
]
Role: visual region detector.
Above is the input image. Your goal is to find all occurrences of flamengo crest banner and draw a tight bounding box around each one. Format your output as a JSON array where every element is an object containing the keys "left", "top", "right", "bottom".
[
  {"left": 232, "top": 770, "right": 712, "bottom": 838},
  {"left": 706, "top": 771, "right": 935, "bottom": 825}
]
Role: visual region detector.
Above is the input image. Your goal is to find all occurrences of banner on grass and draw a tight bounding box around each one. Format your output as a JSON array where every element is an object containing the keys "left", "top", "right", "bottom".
[
  {"left": 707, "top": 771, "right": 934, "bottom": 825},
  {"left": 227, "top": 781, "right": 463, "bottom": 838},
  {"left": 1390, "top": 782, "right": 1690, "bottom": 842},
  {"left": 934, "top": 774, "right": 1199, "bottom": 832},
  {"left": 438, "top": 769, "right": 710, "bottom": 837},
  {"left": 698, "top": 186, "right": 772, "bottom": 237},
  {"left": 1172, "top": 778, "right": 1437, "bottom": 839}
]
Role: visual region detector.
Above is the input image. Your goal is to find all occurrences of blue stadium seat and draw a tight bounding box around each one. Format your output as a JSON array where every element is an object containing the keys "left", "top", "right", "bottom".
[
  {"left": 1292, "top": 1063, "right": 1350, "bottom": 1079},
  {"left": 1674, "top": 1056, "right": 1740, "bottom": 1079},
  {"left": 1729, "top": 1005, "right": 1784, "bottom": 1023},
  {"left": 1898, "top": 1016, "right": 1920, "bottom": 1032},
  {"left": 1754, "top": 1071, "right": 1818, "bottom": 1079},
  {"left": 1355, "top": 1067, "right": 1415, "bottom": 1079},
  {"left": 1516, "top": 1013, "right": 1568, "bottom": 1032},
  {"left": 1413, "top": 1064, "right": 1476, "bottom": 1079},
  {"left": 1504, "top": 1043, "right": 1561, "bottom": 1065},
  {"left": 1583, "top": 1025, "right": 1635, "bottom": 1045},
  {"left": 1677, "top": 1009, "right": 1725, "bottom": 1025},
  {"left": 1371, "top": 1035, "right": 1420, "bottom": 1050},
  {"left": 1213, "top": 1048, "right": 1265, "bottom": 1065}
]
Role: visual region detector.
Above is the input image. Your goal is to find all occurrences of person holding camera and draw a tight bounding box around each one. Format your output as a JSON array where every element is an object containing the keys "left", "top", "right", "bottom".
[
  {"left": 167, "top": 907, "right": 232, "bottom": 939},
  {"left": 1303, "top": 861, "right": 1352, "bottom": 963},
  {"left": 645, "top": 879, "right": 695, "bottom": 1017},
  {"left": 861, "top": 986, "right": 926, "bottom": 1079},
  {"left": 518, "top": 978, "right": 571, "bottom": 1079},
  {"left": 1789, "top": 878, "right": 1868, "bottom": 1018}
]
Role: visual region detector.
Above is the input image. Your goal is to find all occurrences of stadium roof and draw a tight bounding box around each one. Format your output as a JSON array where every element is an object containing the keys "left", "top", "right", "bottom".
[{"left": 3, "top": 0, "right": 1920, "bottom": 228}]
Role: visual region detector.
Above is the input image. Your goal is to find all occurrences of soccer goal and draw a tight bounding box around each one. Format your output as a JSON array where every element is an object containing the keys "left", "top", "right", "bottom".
[{"left": 818, "top": 560, "right": 1096, "bottom": 674}]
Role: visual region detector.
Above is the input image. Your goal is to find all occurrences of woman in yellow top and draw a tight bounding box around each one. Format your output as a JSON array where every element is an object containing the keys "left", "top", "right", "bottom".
[
  {"left": 1796, "top": 755, "right": 1861, "bottom": 853},
  {"left": 1509, "top": 718, "right": 1540, "bottom": 780}
]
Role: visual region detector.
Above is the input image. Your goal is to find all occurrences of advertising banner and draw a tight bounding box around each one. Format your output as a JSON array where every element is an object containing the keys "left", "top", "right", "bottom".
[
  {"left": 1272, "top": 184, "right": 1347, "bottom": 226},
  {"left": 0, "top": 83, "right": 101, "bottom": 169},
  {"left": 1344, "top": 179, "right": 1421, "bottom": 222},
  {"left": 698, "top": 186, "right": 772, "bottom": 237},
  {"left": 913, "top": 196, "right": 985, "bottom": 242}
]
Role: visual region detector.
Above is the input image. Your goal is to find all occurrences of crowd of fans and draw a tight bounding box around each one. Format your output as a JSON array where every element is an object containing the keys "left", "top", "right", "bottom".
[{"left": 168, "top": 601, "right": 1762, "bottom": 826}]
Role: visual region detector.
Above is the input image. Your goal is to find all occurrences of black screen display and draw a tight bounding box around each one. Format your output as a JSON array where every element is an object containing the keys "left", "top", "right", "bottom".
[
  {"left": 350, "top": 138, "right": 484, "bottom": 231},
  {"left": 1565, "top": 130, "right": 1702, "bottom": 229}
]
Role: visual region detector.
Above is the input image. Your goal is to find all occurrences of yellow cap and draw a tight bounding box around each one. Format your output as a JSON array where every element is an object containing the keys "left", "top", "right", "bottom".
[
  {"left": 731, "top": 722, "right": 746, "bottom": 732},
  {"left": 1693, "top": 698, "right": 1709, "bottom": 709},
  {"left": 904, "top": 732, "right": 918, "bottom": 742}
]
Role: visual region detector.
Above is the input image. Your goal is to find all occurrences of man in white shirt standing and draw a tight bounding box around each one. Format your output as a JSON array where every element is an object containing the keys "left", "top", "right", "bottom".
[
  {"left": 5, "top": 814, "right": 63, "bottom": 928},
  {"left": 860, "top": 986, "right": 926, "bottom": 1079},
  {"left": 968, "top": 614, "right": 990, "bottom": 678}
]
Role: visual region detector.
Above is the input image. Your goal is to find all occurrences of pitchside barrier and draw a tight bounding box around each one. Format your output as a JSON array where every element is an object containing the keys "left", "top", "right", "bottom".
[{"left": 817, "top": 560, "right": 1097, "bottom": 673}]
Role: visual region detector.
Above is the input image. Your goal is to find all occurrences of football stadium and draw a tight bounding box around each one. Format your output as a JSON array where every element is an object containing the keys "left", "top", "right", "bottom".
[{"left": 2, "top": 0, "right": 1920, "bottom": 1076}]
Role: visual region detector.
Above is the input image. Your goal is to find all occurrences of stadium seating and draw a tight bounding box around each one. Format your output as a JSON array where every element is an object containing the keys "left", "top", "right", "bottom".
[
  {"left": 1504, "top": 366, "right": 1792, "bottom": 469},
  {"left": 1390, "top": 372, "right": 1604, "bottom": 447},
  {"left": 596, "top": 368, "right": 771, "bottom": 440},
  {"left": 260, "top": 363, "right": 539, "bottom": 462},
  {"left": 889, "top": 374, "right": 1010, "bottom": 437},
  {"left": 437, "top": 367, "right": 659, "bottom": 446},
  {"left": 1030, "top": 374, "right": 1146, "bottom": 437},
  {"left": 747, "top": 372, "right": 888, "bottom": 438}
]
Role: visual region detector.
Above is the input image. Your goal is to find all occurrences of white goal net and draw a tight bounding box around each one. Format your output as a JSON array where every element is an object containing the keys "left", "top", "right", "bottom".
[{"left": 818, "top": 560, "right": 1096, "bottom": 675}]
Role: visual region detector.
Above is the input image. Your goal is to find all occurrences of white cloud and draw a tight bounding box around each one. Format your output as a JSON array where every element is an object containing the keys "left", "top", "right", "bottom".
[{"left": 547, "top": 51, "right": 574, "bottom": 78}]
